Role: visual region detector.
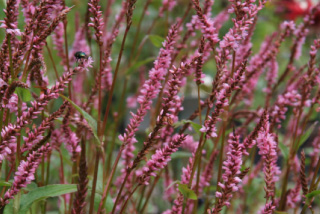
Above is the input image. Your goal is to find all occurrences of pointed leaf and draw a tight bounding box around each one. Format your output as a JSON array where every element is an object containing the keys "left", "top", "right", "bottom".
[
  {"left": 306, "top": 190, "right": 320, "bottom": 199},
  {"left": 4, "top": 184, "right": 77, "bottom": 214},
  {"left": 278, "top": 142, "right": 289, "bottom": 160},
  {"left": 0, "top": 180, "right": 11, "bottom": 187},
  {"left": 149, "top": 35, "right": 165, "bottom": 48},
  {"left": 297, "top": 122, "right": 317, "bottom": 150},
  {"left": 178, "top": 183, "right": 197, "bottom": 200},
  {"left": 126, "top": 57, "right": 155, "bottom": 75},
  {"left": 60, "top": 94, "right": 101, "bottom": 147}
]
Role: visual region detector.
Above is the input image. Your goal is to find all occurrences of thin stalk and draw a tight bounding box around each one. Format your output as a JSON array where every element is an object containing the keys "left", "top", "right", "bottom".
[
  {"left": 111, "top": 170, "right": 130, "bottom": 214},
  {"left": 140, "top": 171, "right": 163, "bottom": 213},
  {"left": 68, "top": 160, "right": 77, "bottom": 214},
  {"left": 119, "top": 185, "right": 140, "bottom": 213},
  {"left": 45, "top": 42, "right": 59, "bottom": 79},
  {"left": 58, "top": 149, "right": 67, "bottom": 210},
  {"left": 279, "top": 100, "right": 304, "bottom": 210},
  {"left": 97, "top": 147, "right": 124, "bottom": 213},
  {"left": 106, "top": 77, "right": 127, "bottom": 176},
  {"left": 191, "top": 85, "right": 203, "bottom": 214},
  {"left": 129, "top": 0, "right": 152, "bottom": 63},
  {"left": 101, "top": 24, "right": 131, "bottom": 133},
  {"left": 137, "top": 186, "right": 146, "bottom": 211},
  {"left": 309, "top": 157, "right": 320, "bottom": 191},
  {"left": 88, "top": 150, "right": 100, "bottom": 214},
  {"left": 43, "top": 152, "right": 51, "bottom": 213},
  {"left": 63, "top": 16, "right": 72, "bottom": 100}
]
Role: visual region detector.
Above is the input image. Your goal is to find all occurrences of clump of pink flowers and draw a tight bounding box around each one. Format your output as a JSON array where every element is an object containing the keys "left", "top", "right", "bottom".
[{"left": 0, "top": 0, "right": 320, "bottom": 213}]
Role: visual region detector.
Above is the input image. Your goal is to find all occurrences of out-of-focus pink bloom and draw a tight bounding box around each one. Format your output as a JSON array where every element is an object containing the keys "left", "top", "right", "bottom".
[
  {"left": 257, "top": 115, "right": 280, "bottom": 201},
  {"left": 159, "top": 0, "right": 177, "bottom": 17},
  {"left": 271, "top": 90, "right": 301, "bottom": 128},
  {"left": 286, "top": 181, "right": 301, "bottom": 208},
  {"left": 258, "top": 201, "right": 276, "bottom": 214},
  {"left": 1, "top": 144, "right": 51, "bottom": 206}
]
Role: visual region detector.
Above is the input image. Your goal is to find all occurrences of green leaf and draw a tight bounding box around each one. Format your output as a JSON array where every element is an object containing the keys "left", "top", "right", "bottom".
[
  {"left": 173, "top": 120, "right": 202, "bottom": 134},
  {"left": 0, "top": 180, "right": 11, "bottom": 187},
  {"left": 178, "top": 183, "right": 197, "bottom": 200},
  {"left": 149, "top": 35, "right": 164, "bottom": 48},
  {"left": 126, "top": 57, "right": 155, "bottom": 75},
  {"left": 4, "top": 184, "right": 77, "bottom": 214},
  {"left": 165, "top": 180, "right": 179, "bottom": 191},
  {"left": 188, "top": 121, "right": 202, "bottom": 134},
  {"left": 60, "top": 94, "right": 101, "bottom": 148},
  {"left": 15, "top": 88, "right": 32, "bottom": 102},
  {"left": 306, "top": 190, "right": 320, "bottom": 199},
  {"left": 171, "top": 151, "right": 192, "bottom": 159},
  {"left": 297, "top": 122, "right": 317, "bottom": 150},
  {"left": 278, "top": 142, "right": 289, "bottom": 160}
]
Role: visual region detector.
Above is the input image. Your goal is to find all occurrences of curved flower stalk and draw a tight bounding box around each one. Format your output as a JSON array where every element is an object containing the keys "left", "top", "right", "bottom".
[
  {"left": 113, "top": 24, "right": 179, "bottom": 193},
  {"left": 0, "top": 143, "right": 51, "bottom": 207},
  {"left": 130, "top": 58, "right": 199, "bottom": 171},
  {"left": 237, "top": 21, "right": 295, "bottom": 106},
  {"left": 159, "top": 0, "right": 177, "bottom": 17},
  {"left": 32, "top": 7, "right": 72, "bottom": 54},
  {"left": 200, "top": 61, "right": 246, "bottom": 139},
  {"left": 118, "top": 24, "right": 179, "bottom": 165},
  {"left": 138, "top": 134, "right": 187, "bottom": 185},
  {"left": 0, "top": 61, "right": 92, "bottom": 162},
  {"left": 0, "top": 0, "right": 20, "bottom": 81},
  {"left": 0, "top": 0, "right": 20, "bottom": 36},
  {"left": 271, "top": 90, "right": 301, "bottom": 128},
  {"left": 21, "top": 101, "right": 68, "bottom": 153},
  {"left": 192, "top": 0, "right": 219, "bottom": 49},
  {"left": 256, "top": 114, "right": 279, "bottom": 211},
  {"left": 216, "top": 0, "right": 267, "bottom": 71},
  {"left": 242, "top": 110, "right": 268, "bottom": 154},
  {"left": 21, "top": 0, "right": 34, "bottom": 24},
  {"left": 88, "top": 0, "right": 104, "bottom": 46},
  {"left": 209, "top": 133, "right": 244, "bottom": 214}
]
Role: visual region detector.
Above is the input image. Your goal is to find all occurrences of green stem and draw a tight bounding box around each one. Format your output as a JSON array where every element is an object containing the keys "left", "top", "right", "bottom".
[
  {"left": 45, "top": 42, "right": 59, "bottom": 79},
  {"left": 140, "top": 171, "right": 163, "bottom": 214},
  {"left": 89, "top": 150, "right": 100, "bottom": 214}
]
